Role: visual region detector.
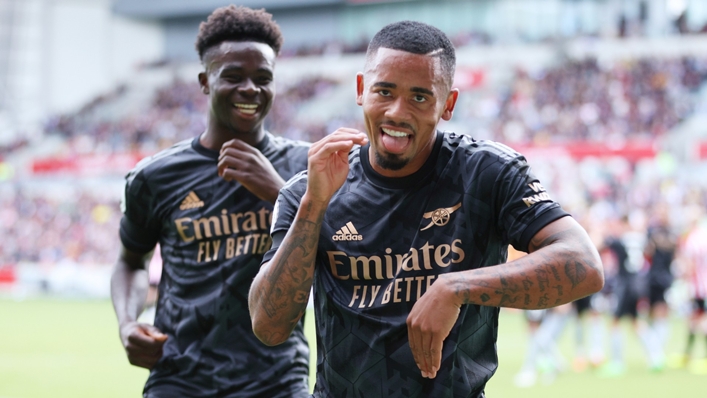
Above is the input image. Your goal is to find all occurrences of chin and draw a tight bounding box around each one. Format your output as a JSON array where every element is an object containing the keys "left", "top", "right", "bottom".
[{"left": 375, "top": 151, "right": 408, "bottom": 171}]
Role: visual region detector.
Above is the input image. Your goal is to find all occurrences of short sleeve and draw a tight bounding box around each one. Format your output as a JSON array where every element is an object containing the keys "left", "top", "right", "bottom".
[
  {"left": 493, "top": 155, "right": 568, "bottom": 252},
  {"left": 119, "top": 170, "right": 160, "bottom": 253},
  {"left": 261, "top": 172, "right": 308, "bottom": 264}
]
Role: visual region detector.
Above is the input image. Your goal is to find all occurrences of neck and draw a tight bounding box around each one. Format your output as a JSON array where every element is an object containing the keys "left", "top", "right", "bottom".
[{"left": 200, "top": 122, "right": 265, "bottom": 151}]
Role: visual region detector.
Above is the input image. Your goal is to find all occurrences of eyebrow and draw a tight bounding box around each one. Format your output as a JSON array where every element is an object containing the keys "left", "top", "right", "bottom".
[
  {"left": 220, "top": 66, "right": 273, "bottom": 74},
  {"left": 372, "top": 82, "right": 434, "bottom": 96},
  {"left": 411, "top": 87, "right": 434, "bottom": 96}
]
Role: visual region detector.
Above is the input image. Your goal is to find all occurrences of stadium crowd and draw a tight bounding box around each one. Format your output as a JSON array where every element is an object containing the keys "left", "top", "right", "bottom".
[
  {"left": 484, "top": 57, "right": 707, "bottom": 145},
  {"left": 0, "top": 185, "right": 121, "bottom": 265},
  {"left": 2, "top": 54, "right": 706, "bottom": 264}
]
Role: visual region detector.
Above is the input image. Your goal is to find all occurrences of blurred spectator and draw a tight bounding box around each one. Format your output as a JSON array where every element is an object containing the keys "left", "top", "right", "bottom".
[
  {"left": 0, "top": 186, "right": 121, "bottom": 265},
  {"left": 491, "top": 57, "right": 707, "bottom": 145}
]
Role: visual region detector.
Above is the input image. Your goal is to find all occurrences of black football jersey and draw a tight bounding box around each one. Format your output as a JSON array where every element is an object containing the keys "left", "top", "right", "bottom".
[
  {"left": 120, "top": 133, "right": 311, "bottom": 397},
  {"left": 265, "top": 131, "right": 568, "bottom": 398}
]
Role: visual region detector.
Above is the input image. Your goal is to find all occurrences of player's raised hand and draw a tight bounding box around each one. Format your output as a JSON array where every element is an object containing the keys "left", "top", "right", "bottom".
[
  {"left": 305, "top": 128, "right": 368, "bottom": 205},
  {"left": 119, "top": 321, "right": 168, "bottom": 369},
  {"left": 217, "top": 138, "right": 286, "bottom": 204},
  {"left": 406, "top": 275, "right": 460, "bottom": 379}
]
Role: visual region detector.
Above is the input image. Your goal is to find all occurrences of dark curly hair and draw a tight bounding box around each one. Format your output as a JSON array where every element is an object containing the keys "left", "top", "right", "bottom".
[
  {"left": 366, "top": 21, "right": 456, "bottom": 88},
  {"left": 195, "top": 5, "right": 283, "bottom": 60}
]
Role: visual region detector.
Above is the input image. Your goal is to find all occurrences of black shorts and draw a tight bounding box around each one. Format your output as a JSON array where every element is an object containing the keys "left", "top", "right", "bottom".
[
  {"left": 693, "top": 298, "right": 706, "bottom": 315},
  {"left": 613, "top": 277, "right": 639, "bottom": 319},
  {"left": 574, "top": 295, "right": 592, "bottom": 315},
  {"left": 648, "top": 283, "right": 669, "bottom": 306}
]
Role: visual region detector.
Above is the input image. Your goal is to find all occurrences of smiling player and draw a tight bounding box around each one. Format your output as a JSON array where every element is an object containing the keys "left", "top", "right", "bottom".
[
  {"left": 249, "top": 20, "right": 604, "bottom": 398},
  {"left": 110, "top": 6, "right": 310, "bottom": 397}
]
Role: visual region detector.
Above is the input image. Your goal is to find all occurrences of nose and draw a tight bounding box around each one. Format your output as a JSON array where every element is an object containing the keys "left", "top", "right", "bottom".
[
  {"left": 239, "top": 78, "right": 259, "bottom": 96},
  {"left": 384, "top": 96, "right": 410, "bottom": 122}
]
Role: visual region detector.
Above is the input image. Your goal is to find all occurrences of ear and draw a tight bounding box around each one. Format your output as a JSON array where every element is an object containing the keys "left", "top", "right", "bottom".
[
  {"left": 198, "top": 72, "right": 209, "bottom": 95},
  {"left": 441, "top": 88, "right": 459, "bottom": 121},
  {"left": 356, "top": 73, "right": 364, "bottom": 106}
]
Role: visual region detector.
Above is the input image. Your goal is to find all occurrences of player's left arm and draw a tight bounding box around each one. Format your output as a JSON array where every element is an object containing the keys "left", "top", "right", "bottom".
[
  {"left": 217, "top": 138, "right": 286, "bottom": 204},
  {"left": 407, "top": 215, "right": 603, "bottom": 379}
]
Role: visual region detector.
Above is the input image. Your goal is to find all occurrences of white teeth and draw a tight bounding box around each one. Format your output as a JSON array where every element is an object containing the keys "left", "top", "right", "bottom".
[
  {"left": 234, "top": 103, "right": 257, "bottom": 114},
  {"left": 382, "top": 127, "right": 408, "bottom": 138}
]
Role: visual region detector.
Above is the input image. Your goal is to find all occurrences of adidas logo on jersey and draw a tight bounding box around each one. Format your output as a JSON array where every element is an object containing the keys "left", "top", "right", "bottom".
[
  {"left": 179, "top": 191, "right": 205, "bottom": 210},
  {"left": 332, "top": 222, "right": 363, "bottom": 241}
]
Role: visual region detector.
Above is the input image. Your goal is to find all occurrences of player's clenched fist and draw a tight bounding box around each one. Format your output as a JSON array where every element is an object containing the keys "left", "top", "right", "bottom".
[
  {"left": 120, "top": 321, "right": 168, "bottom": 369},
  {"left": 305, "top": 128, "right": 368, "bottom": 205},
  {"left": 217, "top": 138, "right": 286, "bottom": 204}
]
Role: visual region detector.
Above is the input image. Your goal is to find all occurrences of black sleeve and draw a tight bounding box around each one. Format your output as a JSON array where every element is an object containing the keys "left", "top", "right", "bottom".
[
  {"left": 493, "top": 155, "right": 569, "bottom": 253},
  {"left": 119, "top": 170, "right": 160, "bottom": 253},
  {"left": 261, "top": 172, "right": 308, "bottom": 264}
]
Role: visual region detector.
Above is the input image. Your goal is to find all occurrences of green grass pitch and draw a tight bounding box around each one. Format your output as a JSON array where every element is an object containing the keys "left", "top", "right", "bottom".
[{"left": 0, "top": 299, "right": 703, "bottom": 397}]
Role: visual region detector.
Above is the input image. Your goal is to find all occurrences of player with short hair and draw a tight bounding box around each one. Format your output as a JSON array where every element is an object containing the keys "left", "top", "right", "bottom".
[
  {"left": 110, "top": 6, "right": 310, "bottom": 397},
  {"left": 249, "top": 20, "right": 604, "bottom": 397}
]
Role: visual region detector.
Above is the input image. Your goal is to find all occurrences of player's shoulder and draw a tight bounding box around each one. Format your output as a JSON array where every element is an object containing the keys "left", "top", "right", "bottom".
[
  {"left": 440, "top": 131, "right": 522, "bottom": 160},
  {"left": 126, "top": 138, "right": 195, "bottom": 184},
  {"left": 281, "top": 169, "right": 309, "bottom": 194},
  {"left": 439, "top": 131, "right": 526, "bottom": 176},
  {"left": 265, "top": 133, "right": 311, "bottom": 155}
]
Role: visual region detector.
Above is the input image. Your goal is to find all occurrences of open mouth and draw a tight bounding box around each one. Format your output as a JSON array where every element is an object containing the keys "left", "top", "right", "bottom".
[
  {"left": 380, "top": 127, "right": 411, "bottom": 154},
  {"left": 233, "top": 103, "right": 258, "bottom": 115}
]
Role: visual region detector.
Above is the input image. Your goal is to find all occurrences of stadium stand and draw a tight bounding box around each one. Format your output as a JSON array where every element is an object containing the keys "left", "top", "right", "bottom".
[{"left": 1, "top": 33, "right": 706, "bottom": 298}]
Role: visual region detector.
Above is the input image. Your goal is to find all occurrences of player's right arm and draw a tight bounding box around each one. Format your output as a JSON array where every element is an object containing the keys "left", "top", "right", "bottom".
[
  {"left": 112, "top": 164, "right": 167, "bottom": 369},
  {"left": 111, "top": 244, "right": 167, "bottom": 369},
  {"left": 249, "top": 129, "right": 368, "bottom": 346}
]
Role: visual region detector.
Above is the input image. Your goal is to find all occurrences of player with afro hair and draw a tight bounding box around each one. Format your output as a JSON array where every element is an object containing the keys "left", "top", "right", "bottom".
[
  {"left": 195, "top": 5, "right": 283, "bottom": 60},
  {"left": 112, "top": 5, "right": 311, "bottom": 398}
]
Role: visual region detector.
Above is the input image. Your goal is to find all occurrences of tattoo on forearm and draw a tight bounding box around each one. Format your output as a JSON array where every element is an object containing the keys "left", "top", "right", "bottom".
[
  {"left": 564, "top": 260, "right": 587, "bottom": 289},
  {"left": 551, "top": 266, "right": 561, "bottom": 282},
  {"left": 537, "top": 293, "right": 549, "bottom": 307},
  {"left": 553, "top": 284, "right": 563, "bottom": 297},
  {"left": 534, "top": 268, "right": 549, "bottom": 292},
  {"left": 293, "top": 290, "right": 309, "bottom": 304},
  {"left": 261, "top": 210, "right": 323, "bottom": 325}
]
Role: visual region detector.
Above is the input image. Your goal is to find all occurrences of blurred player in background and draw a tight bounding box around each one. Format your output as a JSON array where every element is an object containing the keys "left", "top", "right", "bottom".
[
  {"left": 513, "top": 245, "right": 572, "bottom": 388},
  {"left": 249, "top": 20, "right": 603, "bottom": 398},
  {"left": 643, "top": 203, "right": 678, "bottom": 356},
  {"left": 675, "top": 212, "right": 707, "bottom": 374},
  {"left": 598, "top": 214, "right": 664, "bottom": 377},
  {"left": 110, "top": 6, "right": 310, "bottom": 397},
  {"left": 570, "top": 218, "right": 606, "bottom": 373},
  {"left": 514, "top": 305, "right": 571, "bottom": 387}
]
